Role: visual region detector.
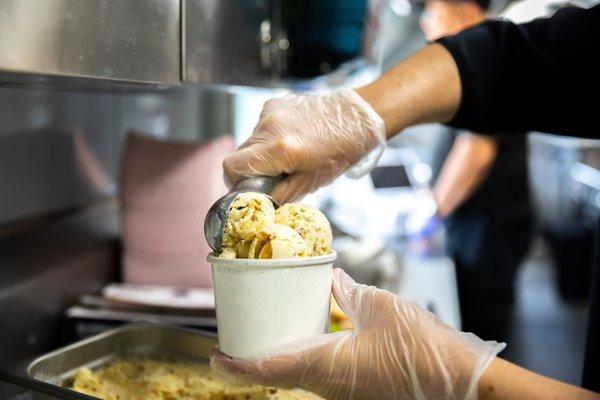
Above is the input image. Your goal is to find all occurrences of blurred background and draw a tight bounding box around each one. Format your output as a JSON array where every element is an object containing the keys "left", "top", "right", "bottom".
[{"left": 0, "top": 0, "right": 599, "bottom": 397}]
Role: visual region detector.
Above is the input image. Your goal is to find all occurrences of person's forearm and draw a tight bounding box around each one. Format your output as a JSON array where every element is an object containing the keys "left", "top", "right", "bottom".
[
  {"left": 355, "top": 43, "right": 461, "bottom": 139},
  {"left": 433, "top": 133, "right": 496, "bottom": 217},
  {"left": 479, "top": 358, "right": 600, "bottom": 400}
]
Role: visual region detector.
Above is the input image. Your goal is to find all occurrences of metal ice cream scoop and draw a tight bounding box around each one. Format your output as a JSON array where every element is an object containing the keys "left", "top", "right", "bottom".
[{"left": 204, "top": 175, "right": 283, "bottom": 252}]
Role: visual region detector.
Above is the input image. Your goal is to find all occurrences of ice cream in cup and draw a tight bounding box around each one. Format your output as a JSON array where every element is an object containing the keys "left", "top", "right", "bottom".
[{"left": 208, "top": 193, "right": 335, "bottom": 358}]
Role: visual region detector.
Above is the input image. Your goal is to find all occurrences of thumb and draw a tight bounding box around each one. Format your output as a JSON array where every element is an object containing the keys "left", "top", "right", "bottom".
[
  {"left": 333, "top": 268, "right": 386, "bottom": 330},
  {"left": 331, "top": 268, "right": 363, "bottom": 326}
]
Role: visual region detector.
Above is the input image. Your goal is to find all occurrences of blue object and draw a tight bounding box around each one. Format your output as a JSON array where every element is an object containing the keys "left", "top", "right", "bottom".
[{"left": 287, "top": 0, "right": 368, "bottom": 76}]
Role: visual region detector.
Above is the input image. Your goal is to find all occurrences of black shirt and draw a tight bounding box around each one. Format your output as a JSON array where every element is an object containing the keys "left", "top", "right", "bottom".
[
  {"left": 587, "top": 220, "right": 600, "bottom": 391},
  {"left": 438, "top": 4, "right": 600, "bottom": 138},
  {"left": 436, "top": 4, "right": 600, "bottom": 392},
  {"left": 431, "top": 129, "right": 529, "bottom": 218}
]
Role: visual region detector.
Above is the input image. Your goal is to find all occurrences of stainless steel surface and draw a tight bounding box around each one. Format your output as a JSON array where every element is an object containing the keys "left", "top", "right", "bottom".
[
  {"left": 0, "top": 0, "right": 180, "bottom": 85},
  {"left": 0, "top": 203, "right": 119, "bottom": 381},
  {"left": 204, "top": 192, "right": 237, "bottom": 252},
  {"left": 0, "top": 86, "right": 118, "bottom": 225},
  {"left": 0, "top": 84, "right": 237, "bottom": 226},
  {"left": 204, "top": 176, "right": 283, "bottom": 252},
  {"left": 183, "top": 0, "right": 284, "bottom": 86},
  {"left": 0, "top": 0, "right": 288, "bottom": 87},
  {"left": 233, "top": 175, "right": 283, "bottom": 194},
  {"left": 528, "top": 133, "right": 600, "bottom": 230},
  {"left": 0, "top": 324, "right": 217, "bottom": 400},
  {"left": 0, "top": 0, "right": 382, "bottom": 87}
]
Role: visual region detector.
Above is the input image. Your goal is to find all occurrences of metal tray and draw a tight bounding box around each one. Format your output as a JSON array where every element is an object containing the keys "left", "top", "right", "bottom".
[{"left": 0, "top": 323, "right": 218, "bottom": 400}]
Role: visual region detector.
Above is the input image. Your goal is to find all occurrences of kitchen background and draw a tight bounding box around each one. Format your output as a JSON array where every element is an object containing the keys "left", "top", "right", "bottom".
[{"left": 1, "top": 0, "right": 599, "bottom": 398}]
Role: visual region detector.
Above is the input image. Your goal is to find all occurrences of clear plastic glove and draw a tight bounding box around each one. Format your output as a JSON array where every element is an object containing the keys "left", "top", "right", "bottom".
[
  {"left": 223, "top": 89, "right": 387, "bottom": 203},
  {"left": 210, "top": 268, "right": 505, "bottom": 400}
]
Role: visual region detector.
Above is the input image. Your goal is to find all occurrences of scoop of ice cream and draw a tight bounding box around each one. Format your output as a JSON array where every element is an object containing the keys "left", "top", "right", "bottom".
[
  {"left": 217, "top": 194, "right": 332, "bottom": 259},
  {"left": 222, "top": 192, "right": 275, "bottom": 250},
  {"left": 219, "top": 247, "right": 237, "bottom": 259},
  {"left": 248, "top": 237, "right": 265, "bottom": 259},
  {"left": 275, "top": 204, "right": 332, "bottom": 256},
  {"left": 234, "top": 240, "right": 252, "bottom": 258},
  {"left": 251, "top": 224, "right": 308, "bottom": 259},
  {"left": 219, "top": 240, "right": 253, "bottom": 259}
]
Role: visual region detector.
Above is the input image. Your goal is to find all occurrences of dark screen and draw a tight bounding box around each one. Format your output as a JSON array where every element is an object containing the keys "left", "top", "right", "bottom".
[{"left": 370, "top": 165, "right": 411, "bottom": 188}]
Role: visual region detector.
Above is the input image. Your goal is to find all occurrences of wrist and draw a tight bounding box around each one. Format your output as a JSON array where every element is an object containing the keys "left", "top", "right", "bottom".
[
  {"left": 431, "top": 191, "right": 448, "bottom": 218},
  {"left": 341, "top": 88, "right": 387, "bottom": 145},
  {"left": 354, "top": 85, "right": 403, "bottom": 140},
  {"left": 331, "top": 88, "right": 387, "bottom": 178},
  {"left": 477, "top": 357, "right": 503, "bottom": 400}
]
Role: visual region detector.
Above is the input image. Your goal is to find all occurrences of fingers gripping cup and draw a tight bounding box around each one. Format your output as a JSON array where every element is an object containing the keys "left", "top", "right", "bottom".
[{"left": 208, "top": 252, "right": 336, "bottom": 358}]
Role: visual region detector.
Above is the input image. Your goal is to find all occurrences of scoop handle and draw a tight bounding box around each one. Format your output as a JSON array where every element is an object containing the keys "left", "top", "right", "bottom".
[{"left": 232, "top": 175, "right": 285, "bottom": 194}]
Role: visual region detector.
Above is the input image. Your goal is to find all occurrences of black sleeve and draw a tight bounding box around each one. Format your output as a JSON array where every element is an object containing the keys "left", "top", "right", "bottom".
[
  {"left": 582, "top": 217, "right": 600, "bottom": 392},
  {"left": 437, "top": 4, "right": 600, "bottom": 138}
]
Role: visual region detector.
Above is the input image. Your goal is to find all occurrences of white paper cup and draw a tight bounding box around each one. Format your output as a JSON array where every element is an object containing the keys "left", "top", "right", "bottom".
[{"left": 208, "top": 251, "right": 336, "bottom": 358}]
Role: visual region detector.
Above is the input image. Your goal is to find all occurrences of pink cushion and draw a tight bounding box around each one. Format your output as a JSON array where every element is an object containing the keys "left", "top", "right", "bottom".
[{"left": 120, "top": 132, "right": 235, "bottom": 287}]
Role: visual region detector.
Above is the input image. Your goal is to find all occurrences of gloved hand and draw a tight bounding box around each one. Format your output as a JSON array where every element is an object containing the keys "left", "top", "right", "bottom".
[
  {"left": 406, "top": 188, "right": 440, "bottom": 237},
  {"left": 223, "top": 89, "right": 387, "bottom": 204},
  {"left": 210, "top": 268, "right": 505, "bottom": 400}
]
